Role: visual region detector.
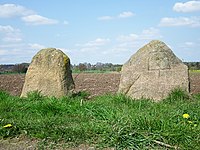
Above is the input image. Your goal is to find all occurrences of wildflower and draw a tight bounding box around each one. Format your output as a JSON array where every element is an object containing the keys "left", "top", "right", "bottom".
[
  {"left": 3, "top": 124, "right": 12, "bottom": 128},
  {"left": 182, "top": 114, "right": 190, "bottom": 119},
  {"left": 188, "top": 121, "right": 193, "bottom": 124}
]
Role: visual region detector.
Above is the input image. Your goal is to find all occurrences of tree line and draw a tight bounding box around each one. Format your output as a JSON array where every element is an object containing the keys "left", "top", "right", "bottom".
[
  {"left": 184, "top": 62, "right": 200, "bottom": 70},
  {"left": 0, "top": 62, "right": 122, "bottom": 74},
  {"left": 0, "top": 62, "right": 199, "bottom": 74},
  {"left": 0, "top": 63, "right": 29, "bottom": 74},
  {"left": 72, "top": 62, "right": 122, "bottom": 72}
]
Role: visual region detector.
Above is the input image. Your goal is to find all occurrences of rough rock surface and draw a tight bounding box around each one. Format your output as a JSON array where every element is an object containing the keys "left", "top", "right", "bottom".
[
  {"left": 21, "top": 48, "right": 74, "bottom": 97},
  {"left": 118, "top": 40, "right": 189, "bottom": 101}
]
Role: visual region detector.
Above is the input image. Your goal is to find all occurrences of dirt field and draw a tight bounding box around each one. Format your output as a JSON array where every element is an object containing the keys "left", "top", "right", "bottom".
[
  {"left": 0, "top": 72, "right": 200, "bottom": 149},
  {"left": 0, "top": 72, "right": 200, "bottom": 97}
]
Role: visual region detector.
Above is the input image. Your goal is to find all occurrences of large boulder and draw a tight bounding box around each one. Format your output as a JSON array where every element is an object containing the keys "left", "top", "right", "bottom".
[
  {"left": 21, "top": 48, "right": 75, "bottom": 97},
  {"left": 118, "top": 40, "right": 189, "bottom": 101}
]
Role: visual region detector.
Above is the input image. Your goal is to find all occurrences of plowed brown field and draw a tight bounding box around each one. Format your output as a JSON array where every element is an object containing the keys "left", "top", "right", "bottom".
[{"left": 0, "top": 72, "right": 199, "bottom": 97}]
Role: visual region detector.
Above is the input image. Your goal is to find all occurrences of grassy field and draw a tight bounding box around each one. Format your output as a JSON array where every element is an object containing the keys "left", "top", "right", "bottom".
[
  {"left": 0, "top": 90, "right": 200, "bottom": 149},
  {"left": 190, "top": 70, "right": 200, "bottom": 74}
]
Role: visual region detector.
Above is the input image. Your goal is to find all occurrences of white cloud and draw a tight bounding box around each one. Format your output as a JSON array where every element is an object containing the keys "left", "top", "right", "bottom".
[
  {"left": 3, "top": 36, "right": 22, "bottom": 42},
  {"left": 87, "top": 27, "right": 162, "bottom": 58},
  {"left": 117, "top": 34, "right": 138, "bottom": 42},
  {"left": 28, "top": 43, "right": 45, "bottom": 50},
  {"left": 118, "top": 11, "right": 135, "bottom": 18},
  {"left": 76, "top": 38, "right": 110, "bottom": 52},
  {"left": 0, "top": 3, "right": 34, "bottom": 18},
  {"left": 22, "top": 14, "right": 58, "bottom": 25},
  {"left": 114, "top": 27, "right": 162, "bottom": 54},
  {"left": 98, "top": 11, "right": 134, "bottom": 21},
  {"left": 0, "top": 25, "right": 20, "bottom": 33},
  {"left": 98, "top": 16, "right": 114, "bottom": 21},
  {"left": 0, "top": 49, "right": 7, "bottom": 55},
  {"left": 0, "top": 3, "right": 59, "bottom": 26},
  {"left": 117, "top": 27, "right": 161, "bottom": 42},
  {"left": 79, "top": 47, "right": 99, "bottom": 52},
  {"left": 185, "top": 42, "right": 195, "bottom": 46},
  {"left": 140, "top": 27, "right": 162, "bottom": 40},
  {"left": 179, "top": 41, "right": 197, "bottom": 49},
  {"left": 173, "top": 1, "right": 200, "bottom": 12},
  {"left": 63, "top": 20, "right": 69, "bottom": 25},
  {"left": 84, "top": 38, "right": 110, "bottom": 47},
  {"left": 159, "top": 17, "right": 200, "bottom": 27},
  {"left": 0, "top": 25, "right": 22, "bottom": 42},
  {"left": 176, "top": 41, "right": 200, "bottom": 62},
  {"left": 77, "top": 38, "right": 110, "bottom": 47},
  {"left": 0, "top": 42, "right": 47, "bottom": 64}
]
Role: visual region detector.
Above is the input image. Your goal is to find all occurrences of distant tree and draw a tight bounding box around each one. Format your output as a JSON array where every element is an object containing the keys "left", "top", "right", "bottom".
[
  {"left": 78, "top": 63, "right": 87, "bottom": 71},
  {"left": 116, "top": 66, "right": 122, "bottom": 72},
  {"left": 85, "top": 63, "right": 91, "bottom": 70},
  {"left": 91, "top": 65, "right": 96, "bottom": 70},
  {"left": 184, "top": 62, "right": 200, "bottom": 70},
  {"left": 0, "top": 65, "right": 3, "bottom": 72},
  {"left": 12, "top": 64, "right": 28, "bottom": 73},
  {"left": 95, "top": 62, "right": 104, "bottom": 71},
  {"left": 196, "top": 62, "right": 200, "bottom": 70}
]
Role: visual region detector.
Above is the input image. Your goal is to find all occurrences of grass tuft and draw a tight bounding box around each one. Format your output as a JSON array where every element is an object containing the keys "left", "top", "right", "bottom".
[{"left": 0, "top": 90, "right": 199, "bottom": 149}]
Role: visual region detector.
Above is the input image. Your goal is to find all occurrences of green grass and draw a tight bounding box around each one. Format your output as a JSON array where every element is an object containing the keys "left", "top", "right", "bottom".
[
  {"left": 189, "top": 69, "right": 200, "bottom": 74},
  {"left": 0, "top": 90, "right": 200, "bottom": 149}
]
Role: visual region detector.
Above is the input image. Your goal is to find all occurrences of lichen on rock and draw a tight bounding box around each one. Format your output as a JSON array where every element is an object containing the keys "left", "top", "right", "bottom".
[
  {"left": 21, "top": 48, "right": 75, "bottom": 97},
  {"left": 118, "top": 40, "right": 189, "bottom": 101}
]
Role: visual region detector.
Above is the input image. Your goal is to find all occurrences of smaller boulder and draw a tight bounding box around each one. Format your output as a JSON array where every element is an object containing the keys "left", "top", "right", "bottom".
[{"left": 21, "top": 48, "right": 75, "bottom": 97}]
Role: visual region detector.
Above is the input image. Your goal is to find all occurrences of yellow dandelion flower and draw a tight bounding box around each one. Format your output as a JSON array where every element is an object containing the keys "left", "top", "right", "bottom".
[
  {"left": 188, "top": 121, "right": 193, "bottom": 124},
  {"left": 182, "top": 114, "right": 190, "bottom": 119},
  {"left": 3, "top": 124, "right": 12, "bottom": 128}
]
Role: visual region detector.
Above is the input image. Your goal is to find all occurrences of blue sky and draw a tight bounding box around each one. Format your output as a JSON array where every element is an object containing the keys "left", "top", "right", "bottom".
[{"left": 0, "top": 0, "right": 200, "bottom": 64}]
